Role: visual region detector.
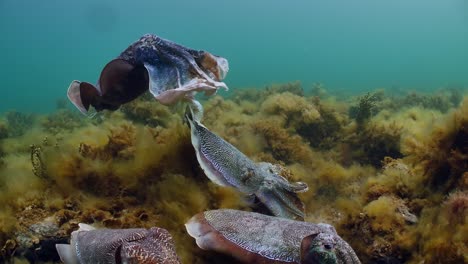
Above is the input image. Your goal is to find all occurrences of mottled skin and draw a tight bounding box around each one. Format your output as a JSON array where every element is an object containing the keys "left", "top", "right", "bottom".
[
  {"left": 118, "top": 34, "right": 228, "bottom": 104},
  {"left": 186, "top": 209, "right": 361, "bottom": 264},
  {"left": 186, "top": 108, "right": 308, "bottom": 220},
  {"left": 68, "top": 34, "right": 228, "bottom": 115},
  {"left": 56, "top": 224, "right": 180, "bottom": 264}
]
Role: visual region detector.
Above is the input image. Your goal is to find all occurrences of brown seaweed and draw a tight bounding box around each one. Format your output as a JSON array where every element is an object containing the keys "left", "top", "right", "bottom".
[{"left": 0, "top": 84, "right": 466, "bottom": 263}]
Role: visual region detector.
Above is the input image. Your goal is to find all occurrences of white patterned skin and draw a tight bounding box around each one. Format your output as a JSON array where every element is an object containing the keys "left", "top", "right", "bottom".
[
  {"left": 119, "top": 34, "right": 229, "bottom": 105},
  {"left": 186, "top": 209, "right": 361, "bottom": 264},
  {"left": 186, "top": 110, "right": 308, "bottom": 220},
  {"left": 67, "top": 34, "right": 229, "bottom": 115},
  {"left": 56, "top": 226, "right": 180, "bottom": 264}
]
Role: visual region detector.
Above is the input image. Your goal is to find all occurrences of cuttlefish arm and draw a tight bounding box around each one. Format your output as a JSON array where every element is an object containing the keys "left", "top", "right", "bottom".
[
  {"left": 128, "top": 34, "right": 229, "bottom": 105},
  {"left": 185, "top": 209, "right": 361, "bottom": 264},
  {"left": 186, "top": 107, "right": 308, "bottom": 220},
  {"left": 56, "top": 224, "right": 181, "bottom": 264},
  {"left": 255, "top": 162, "right": 308, "bottom": 220}
]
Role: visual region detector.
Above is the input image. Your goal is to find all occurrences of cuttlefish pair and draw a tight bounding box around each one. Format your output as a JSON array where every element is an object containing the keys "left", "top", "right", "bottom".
[
  {"left": 56, "top": 210, "right": 360, "bottom": 264},
  {"left": 68, "top": 34, "right": 229, "bottom": 115},
  {"left": 186, "top": 107, "right": 309, "bottom": 220}
]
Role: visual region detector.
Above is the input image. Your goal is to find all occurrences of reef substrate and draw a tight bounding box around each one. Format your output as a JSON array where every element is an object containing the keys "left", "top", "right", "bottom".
[{"left": 0, "top": 83, "right": 466, "bottom": 263}]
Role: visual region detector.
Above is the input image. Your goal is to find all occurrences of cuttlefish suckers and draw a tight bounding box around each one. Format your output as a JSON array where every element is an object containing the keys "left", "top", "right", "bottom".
[
  {"left": 186, "top": 108, "right": 308, "bottom": 220},
  {"left": 186, "top": 209, "right": 361, "bottom": 264},
  {"left": 56, "top": 223, "right": 181, "bottom": 264},
  {"left": 68, "top": 33, "right": 229, "bottom": 115}
]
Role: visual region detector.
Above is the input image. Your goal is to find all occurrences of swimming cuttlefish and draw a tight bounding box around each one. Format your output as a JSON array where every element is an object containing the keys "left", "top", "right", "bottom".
[
  {"left": 68, "top": 33, "right": 229, "bottom": 115},
  {"left": 186, "top": 209, "right": 361, "bottom": 264},
  {"left": 186, "top": 107, "right": 309, "bottom": 220},
  {"left": 55, "top": 223, "right": 181, "bottom": 264}
]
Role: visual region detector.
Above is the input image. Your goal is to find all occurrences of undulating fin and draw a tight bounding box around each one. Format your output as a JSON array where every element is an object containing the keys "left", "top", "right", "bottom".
[
  {"left": 55, "top": 244, "right": 78, "bottom": 264},
  {"left": 185, "top": 213, "right": 262, "bottom": 263},
  {"left": 67, "top": 80, "right": 98, "bottom": 115},
  {"left": 78, "top": 223, "right": 96, "bottom": 231}
]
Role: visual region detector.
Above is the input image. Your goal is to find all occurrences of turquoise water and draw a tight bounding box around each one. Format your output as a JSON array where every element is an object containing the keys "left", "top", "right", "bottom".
[{"left": 1, "top": 0, "right": 467, "bottom": 113}]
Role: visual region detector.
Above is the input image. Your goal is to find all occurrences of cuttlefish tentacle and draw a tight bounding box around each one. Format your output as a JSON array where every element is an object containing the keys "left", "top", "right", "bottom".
[
  {"left": 132, "top": 35, "right": 228, "bottom": 102},
  {"left": 256, "top": 181, "right": 306, "bottom": 220},
  {"left": 186, "top": 107, "right": 308, "bottom": 220}
]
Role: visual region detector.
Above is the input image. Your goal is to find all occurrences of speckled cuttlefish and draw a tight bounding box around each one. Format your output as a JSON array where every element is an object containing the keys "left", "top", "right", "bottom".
[
  {"left": 56, "top": 223, "right": 181, "bottom": 264},
  {"left": 186, "top": 107, "right": 309, "bottom": 220},
  {"left": 68, "top": 34, "right": 228, "bottom": 115},
  {"left": 186, "top": 209, "right": 361, "bottom": 264}
]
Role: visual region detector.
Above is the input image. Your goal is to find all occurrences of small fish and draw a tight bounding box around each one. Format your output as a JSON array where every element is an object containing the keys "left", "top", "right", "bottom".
[
  {"left": 68, "top": 34, "right": 229, "bottom": 115},
  {"left": 186, "top": 107, "right": 308, "bottom": 220},
  {"left": 56, "top": 223, "right": 181, "bottom": 264},
  {"left": 186, "top": 209, "right": 361, "bottom": 264}
]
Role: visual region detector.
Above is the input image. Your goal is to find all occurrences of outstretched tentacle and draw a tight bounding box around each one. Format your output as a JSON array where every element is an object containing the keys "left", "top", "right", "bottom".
[{"left": 255, "top": 178, "right": 307, "bottom": 220}]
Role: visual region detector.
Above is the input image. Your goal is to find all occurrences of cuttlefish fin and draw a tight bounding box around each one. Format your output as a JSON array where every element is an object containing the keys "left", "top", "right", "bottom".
[
  {"left": 67, "top": 80, "right": 99, "bottom": 114},
  {"left": 77, "top": 223, "right": 96, "bottom": 231},
  {"left": 55, "top": 244, "right": 78, "bottom": 264},
  {"left": 68, "top": 59, "right": 148, "bottom": 114},
  {"left": 185, "top": 213, "right": 262, "bottom": 263},
  {"left": 255, "top": 179, "right": 307, "bottom": 220}
]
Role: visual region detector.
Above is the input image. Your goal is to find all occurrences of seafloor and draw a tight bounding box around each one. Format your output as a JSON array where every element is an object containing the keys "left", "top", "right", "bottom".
[{"left": 0, "top": 82, "right": 466, "bottom": 264}]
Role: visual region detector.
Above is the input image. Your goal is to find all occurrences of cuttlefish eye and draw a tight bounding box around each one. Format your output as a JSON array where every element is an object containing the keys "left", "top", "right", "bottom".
[{"left": 301, "top": 233, "right": 338, "bottom": 264}]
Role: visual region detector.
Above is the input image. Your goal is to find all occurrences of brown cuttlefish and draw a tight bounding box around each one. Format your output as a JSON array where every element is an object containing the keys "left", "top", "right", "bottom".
[
  {"left": 56, "top": 223, "right": 181, "bottom": 264},
  {"left": 186, "top": 106, "right": 308, "bottom": 220},
  {"left": 68, "top": 34, "right": 229, "bottom": 115},
  {"left": 186, "top": 209, "right": 361, "bottom": 264}
]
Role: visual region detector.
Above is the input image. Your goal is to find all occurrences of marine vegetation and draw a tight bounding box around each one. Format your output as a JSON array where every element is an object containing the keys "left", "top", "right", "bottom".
[
  {"left": 348, "top": 92, "right": 382, "bottom": 127},
  {"left": 0, "top": 82, "right": 466, "bottom": 263},
  {"left": 5, "top": 111, "right": 36, "bottom": 137}
]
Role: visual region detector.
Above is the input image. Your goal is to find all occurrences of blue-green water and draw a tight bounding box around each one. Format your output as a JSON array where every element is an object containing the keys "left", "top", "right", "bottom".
[{"left": 1, "top": 0, "right": 467, "bottom": 113}]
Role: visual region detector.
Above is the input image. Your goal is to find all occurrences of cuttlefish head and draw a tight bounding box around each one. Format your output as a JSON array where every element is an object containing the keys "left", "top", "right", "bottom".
[
  {"left": 301, "top": 229, "right": 361, "bottom": 264},
  {"left": 255, "top": 162, "right": 308, "bottom": 220},
  {"left": 191, "top": 51, "right": 229, "bottom": 81}
]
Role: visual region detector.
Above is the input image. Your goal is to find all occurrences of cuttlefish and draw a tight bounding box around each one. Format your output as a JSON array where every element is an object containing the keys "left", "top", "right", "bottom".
[
  {"left": 55, "top": 223, "right": 181, "bottom": 264},
  {"left": 186, "top": 209, "right": 361, "bottom": 264},
  {"left": 186, "top": 107, "right": 308, "bottom": 220},
  {"left": 68, "top": 34, "right": 229, "bottom": 115}
]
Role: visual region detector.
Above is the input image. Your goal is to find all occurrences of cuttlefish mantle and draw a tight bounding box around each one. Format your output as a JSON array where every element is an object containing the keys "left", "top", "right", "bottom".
[
  {"left": 186, "top": 107, "right": 308, "bottom": 220},
  {"left": 186, "top": 209, "right": 361, "bottom": 264},
  {"left": 56, "top": 223, "right": 181, "bottom": 264},
  {"left": 68, "top": 34, "right": 229, "bottom": 115}
]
